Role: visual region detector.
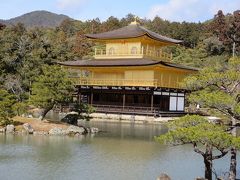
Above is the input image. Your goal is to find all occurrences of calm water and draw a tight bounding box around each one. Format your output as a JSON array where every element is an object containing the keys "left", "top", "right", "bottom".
[{"left": 0, "top": 121, "right": 239, "bottom": 180}]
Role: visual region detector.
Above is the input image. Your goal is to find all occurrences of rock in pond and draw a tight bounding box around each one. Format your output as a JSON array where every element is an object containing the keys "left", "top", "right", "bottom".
[
  {"left": 90, "top": 127, "right": 99, "bottom": 134},
  {"left": 23, "top": 123, "right": 34, "bottom": 134},
  {"left": 6, "top": 125, "right": 15, "bottom": 133},
  {"left": 49, "top": 127, "right": 66, "bottom": 136},
  {"left": 66, "top": 125, "right": 87, "bottom": 135}
]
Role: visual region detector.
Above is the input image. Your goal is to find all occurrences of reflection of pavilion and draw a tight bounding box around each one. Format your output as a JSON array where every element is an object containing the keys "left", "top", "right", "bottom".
[{"left": 59, "top": 21, "right": 197, "bottom": 116}]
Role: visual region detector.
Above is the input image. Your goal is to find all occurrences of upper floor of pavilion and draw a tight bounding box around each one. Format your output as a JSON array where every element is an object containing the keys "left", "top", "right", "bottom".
[{"left": 85, "top": 20, "right": 182, "bottom": 61}]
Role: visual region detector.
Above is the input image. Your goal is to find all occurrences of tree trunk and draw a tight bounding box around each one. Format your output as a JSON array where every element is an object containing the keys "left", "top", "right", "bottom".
[
  {"left": 204, "top": 145, "right": 213, "bottom": 180},
  {"left": 204, "top": 156, "right": 212, "bottom": 180},
  {"left": 229, "top": 117, "right": 237, "bottom": 180},
  {"left": 41, "top": 104, "right": 54, "bottom": 120},
  {"left": 229, "top": 148, "right": 237, "bottom": 180}
]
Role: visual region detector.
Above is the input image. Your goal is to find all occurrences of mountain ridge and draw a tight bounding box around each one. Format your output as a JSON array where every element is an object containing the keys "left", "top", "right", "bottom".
[{"left": 0, "top": 10, "right": 71, "bottom": 28}]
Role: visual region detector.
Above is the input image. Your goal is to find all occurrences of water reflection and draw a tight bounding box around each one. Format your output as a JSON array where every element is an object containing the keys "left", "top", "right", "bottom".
[{"left": 81, "top": 121, "right": 168, "bottom": 140}]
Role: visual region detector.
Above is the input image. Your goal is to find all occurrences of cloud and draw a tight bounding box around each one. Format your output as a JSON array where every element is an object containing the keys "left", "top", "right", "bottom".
[
  {"left": 209, "top": 0, "right": 240, "bottom": 15},
  {"left": 57, "top": 0, "right": 87, "bottom": 10},
  {"left": 147, "top": 0, "right": 240, "bottom": 22}
]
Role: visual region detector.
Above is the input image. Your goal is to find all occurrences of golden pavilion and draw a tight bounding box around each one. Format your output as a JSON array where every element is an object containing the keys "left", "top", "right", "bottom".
[{"left": 59, "top": 20, "right": 197, "bottom": 116}]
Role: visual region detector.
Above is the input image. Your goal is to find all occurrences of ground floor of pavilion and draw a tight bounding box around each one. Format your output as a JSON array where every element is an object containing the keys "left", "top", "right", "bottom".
[{"left": 75, "top": 86, "right": 187, "bottom": 116}]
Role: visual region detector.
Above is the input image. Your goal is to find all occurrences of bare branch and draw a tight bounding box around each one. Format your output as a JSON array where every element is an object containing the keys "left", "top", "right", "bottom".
[
  {"left": 212, "top": 150, "right": 228, "bottom": 160},
  {"left": 193, "top": 142, "right": 205, "bottom": 156}
]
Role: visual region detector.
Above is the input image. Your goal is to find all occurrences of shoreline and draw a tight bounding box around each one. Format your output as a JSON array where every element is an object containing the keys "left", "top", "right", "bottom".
[
  {"left": 0, "top": 115, "right": 220, "bottom": 137},
  {"left": 0, "top": 114, "right": 172, "bottom": 136},
  {"left": 89, "top": 113, "right": 176, "bottom": 124}
]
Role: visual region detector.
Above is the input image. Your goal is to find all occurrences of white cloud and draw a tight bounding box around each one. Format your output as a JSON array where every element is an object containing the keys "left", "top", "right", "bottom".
[
  {"left": 209, "top": 1, "right": 240, "bottom": 15},
  {"left": 57, "top": 0, "right": 87, "bottom": 10},
  {"left": 147, "top": 0, "right": 240, "bottom": 22}
]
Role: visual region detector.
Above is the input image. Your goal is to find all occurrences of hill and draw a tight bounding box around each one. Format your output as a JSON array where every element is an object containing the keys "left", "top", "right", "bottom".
[{"left": 0, "top": 10, "right": 71, "bottom": 28}]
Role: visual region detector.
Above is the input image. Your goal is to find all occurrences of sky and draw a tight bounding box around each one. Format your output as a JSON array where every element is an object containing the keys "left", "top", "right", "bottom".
[{"left": 0, "top": 0, "right": 239, "bottom": 22}]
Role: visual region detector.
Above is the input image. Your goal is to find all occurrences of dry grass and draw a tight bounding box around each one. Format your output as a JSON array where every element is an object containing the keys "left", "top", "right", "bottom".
[{"left": 13, "top": 116, "right": 70, "bottom": 132}]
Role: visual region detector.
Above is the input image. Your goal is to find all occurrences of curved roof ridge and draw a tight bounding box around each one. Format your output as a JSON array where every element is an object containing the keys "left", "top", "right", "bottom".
[
  {"left": 139, "top": 26, "right": 182, "bottom": 44},
  {"left": 85, "top": 24, "right": 145, "bottom": 39},
  {"left": 58, "top": 59, "right": 198, "bottom": 71},
  {"left": 85, "top": 24, "right": 182, "bottom": 44}
]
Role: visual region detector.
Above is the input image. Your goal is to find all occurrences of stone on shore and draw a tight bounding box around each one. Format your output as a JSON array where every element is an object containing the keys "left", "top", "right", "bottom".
[
  {"left": 49, "top": 127, "right": 66, "bottom": 135},
  {"left": 23, "top": 123, "right": 34, "bottom": 134},
  {"left": 0, "top": 127, "right": 6, "bottom": 133},
  {"left": 6, "top": 124, "right": 15, "bottom": 133},
  {"left": 66, "top": 125, "right": 86, "bottom": 135},
  {"left": 28, "top": 108, "right": 44, "bottom": 118},
  {"left": 33, "top": 131, "right": 48, "bottom": 136}
]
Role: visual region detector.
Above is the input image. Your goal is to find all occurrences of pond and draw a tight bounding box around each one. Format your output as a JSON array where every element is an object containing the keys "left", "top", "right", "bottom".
[{"left": 0, "top": 121, "right": 239, "bottom": 180}]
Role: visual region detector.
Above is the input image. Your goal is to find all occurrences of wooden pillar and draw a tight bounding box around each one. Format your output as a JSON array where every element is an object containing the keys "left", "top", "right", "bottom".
[
  {"left": 151, "top": 91, "right": 154, "bottom": 112},
  {"left": 77, "top": 86, "right": 81, "bottom": 104},
  {"left": 123, "top": 91, "right": 126, "bottom": 110},
  {"left": 90, "top": 88, "right": 93, "bottom": 105}
]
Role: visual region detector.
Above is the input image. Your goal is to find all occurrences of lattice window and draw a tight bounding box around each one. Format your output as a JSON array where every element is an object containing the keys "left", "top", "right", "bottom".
[
  {"left": 131, "top": 47, "right": 137, "bottom": 54},
  {"left": 109, "top": 47, "right": 115, "bottom": 55}
]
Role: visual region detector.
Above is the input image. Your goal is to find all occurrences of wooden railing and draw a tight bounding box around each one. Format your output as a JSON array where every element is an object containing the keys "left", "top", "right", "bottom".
[
  {"left": 94, "top": 46, "right": 172, "bottom": 61},
  {"left": 70, "top": 77, "right": 158, "bottom": 87},
  {"left": 92, "top": 104, "right": 159, "bottom": 115},
  {"left": 145, "top": 49, "right": 172, "bottom": 61},
  {"left": 70, "top": 77, "right": 181, "bottom": 89}
]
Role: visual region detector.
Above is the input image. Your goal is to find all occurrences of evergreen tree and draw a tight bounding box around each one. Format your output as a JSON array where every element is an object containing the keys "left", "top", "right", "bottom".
[
  {"left": 156, "top": 115, "right": 239, "bottom": 180},
  {"left": 0, "top": 89, "right": 16, "bottom": 125},
  {"left": 30, "top": 65, "right": 74, "bottom": 120},
  {"left": 184, "top": 57, "right": 240, "bottom": 180}
]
